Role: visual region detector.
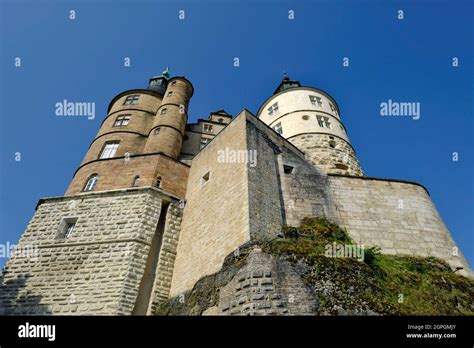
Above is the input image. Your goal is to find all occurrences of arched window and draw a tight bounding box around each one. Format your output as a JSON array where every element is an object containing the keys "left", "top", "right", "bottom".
[
  {"left": 132, "top": 176, "right": 140, "bottom": 187},
  {"left": 84, "top": 174, "right": 99, "bottom": 192},
  {"left": 155, "top": 176, "right": 162, "bottom": 188},
  {"left": 218, "top": 118, "right": 224, "bottom": 123}
]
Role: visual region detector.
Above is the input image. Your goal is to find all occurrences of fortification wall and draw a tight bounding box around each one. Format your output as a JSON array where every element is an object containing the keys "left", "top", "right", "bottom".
[
  {"left": 0, "top": 188, "right": 183, "bottom": 315},
  {"left": 326, "top": 175, "right": 472, "bottom": 277},
  {"left": 170, "top": 113, "right": 250, "bottom": 297}
]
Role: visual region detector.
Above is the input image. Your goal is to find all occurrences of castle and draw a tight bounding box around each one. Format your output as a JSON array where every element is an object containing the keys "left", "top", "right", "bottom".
[{"left": 0, "top": 71, "right": 471, "bottom": 315}]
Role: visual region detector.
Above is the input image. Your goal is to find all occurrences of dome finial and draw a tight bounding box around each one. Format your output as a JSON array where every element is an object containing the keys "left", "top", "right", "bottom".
[{"left": 283, "top": 71, "right": 289, "bottom": 80}]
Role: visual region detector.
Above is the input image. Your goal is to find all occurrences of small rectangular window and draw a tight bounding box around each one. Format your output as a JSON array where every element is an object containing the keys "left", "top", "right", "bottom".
[
  {"left": 100, "top": 141, "right": 120, "bottom": 159},
  {"left": 267, "top": 102, "right": 279, "bottom": 115},
  {"left": 201, "top": 171, "right": 210, "bottom": 187},
  {"left": 273, "top": 122, "right": 283, "bottom": 135},
  {"left": 203, "top": 124, "right": 213, "bottom": 133},
  {"left": 329, "top": 102, "right": 337, "bottom": 114},
  {"left": 59, "top": 218, "right": 78, "bottom": 239},
  {"left": 317, "top": 116, "right": 331, "bottom": 129},
  {"left": 283, "top": 165, "right": 294, "bottom": 174},
  {"left": 309, "top": 95, "right": 323, "bottom": 107},
  {"left": 113, "top": 114, "right": 131, "bottom": 127},
  {"left": 123, "top": 95, "right": 139, "bottom": 105}
]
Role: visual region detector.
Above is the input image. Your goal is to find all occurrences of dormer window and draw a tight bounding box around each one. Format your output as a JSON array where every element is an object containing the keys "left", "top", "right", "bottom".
[
  {"left": 203, "top": 124, "right": 213, "bottom": 133},
  {"left": 113, "top": 114, "right": 131, "bottom": 127},
  {"left": 267, "top": 102, "right": 279, "bottom": 115},
  {"left": 124, "top": 95, "right": 139, "bottom": 105}
]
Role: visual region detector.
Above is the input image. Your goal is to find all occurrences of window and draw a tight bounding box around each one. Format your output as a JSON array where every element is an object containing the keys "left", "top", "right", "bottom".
[
  {"left": 160, "top": 108, "right": 167, "bottom": 115},
  {"left": 154, "top": 127, "right": 161, "bottom": 135},
  {"left": 309, "top": 95, "right": 323, "bottom": 107},
  {"left": 64, "top": 222, "right": 75, "bottom": 238},
  {"left": 302, "top": 115, "right": 310, "bottom": 121},
  {"left": 317, "top": 116, "right": 331, "bottom": 129},
  {"left": 273, "top": 122, "right": 283, "bottom": 135},
  {"left": 60, "top": 218, "right": 78, "bottom": 239},
  {"left": 184, "top": 134, "right": 189, "bottom": 141},
  {"left": 283, "top": 165, "right": 294, "bottom": 174},
  {"left": 218, "top": 118, "right": 224, "bottom": 123},
  {"left": 267, "top": 102, "right": 279, "bottom": 115},
  {"left": 123, "top": 95, "right": 139, "bottom": 105},
  {"left": 329, "top": 140, "right": 336, "bottom": 148},
  {"left": 99, "top": 141, "right": 120, "bottom": 159},
  {"left": 201, "top": 171, "right": 210, "bottom": 187},
  {"left": 200, "top": 138, "right": 211, "bottom": 149},
  {"left": 335, "top": 163, "right": 348, "bottom": 170},
  {"left": 113, "top": 114, "right": 131, "bottom": 127},
  {"left": 171, "top": 81, "right": 177, "bottom": 86},
  {"left": 203, "top": 124, "right": 213, "bottom": 133},
  {"left": 329, "top": 102, "right": 337, "bottom": 113},
  {"left": 132, "top": 176, "right": 140, "bottom": 187},
  {"left": 155, "top": 176, "right": 162, "bottom": 188},
  {"left": 84, "top": 174, "right": 99, "bottom": 192},
  {"left": 167, "top": 91, "right": 173, "bottom": 97}
]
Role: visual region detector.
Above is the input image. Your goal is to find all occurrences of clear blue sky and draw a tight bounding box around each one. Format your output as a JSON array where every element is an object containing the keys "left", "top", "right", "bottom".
[{"left": 0, "top": 0, "right": 472, "bottom": 269}]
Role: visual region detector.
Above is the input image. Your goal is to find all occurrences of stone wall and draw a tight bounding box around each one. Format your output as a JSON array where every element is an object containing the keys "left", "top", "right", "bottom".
[
  {"left": 246, "top": 119, "right": 285, "bottom": 240},
  {"left": 148, "top": 201, "right": 183, "bottom": 313},
  {"left": 0, "top": 188, "right": 183, "bottom": 315},
  {"left": 170, "top": 110, "right": 315, "bottom": 297},
  {"left": 66, "top": 153, "right": 189, "bottom": 198},
  {"left": 170, "top": 112, "right": 250, "bottom": 297},
  {"left": 289, "top": 133, "right": 363, "bottom": 176},
  {"left": 217, "top": 248, "right": 317, "bottom": 315},
  {"left": 326, "top": 175, "right": 472, "bottom": 277}
]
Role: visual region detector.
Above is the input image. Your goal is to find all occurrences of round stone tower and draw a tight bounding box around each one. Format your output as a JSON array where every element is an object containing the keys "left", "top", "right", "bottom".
[
  {"left": 143, "top": 73, "right": 194, "bottom": 158},
  {"left": 65, "top": 69, "right": 193, "bottom": 196},
  {"left": 257, "top": 74, "right": 363, "bottom": 176}
]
